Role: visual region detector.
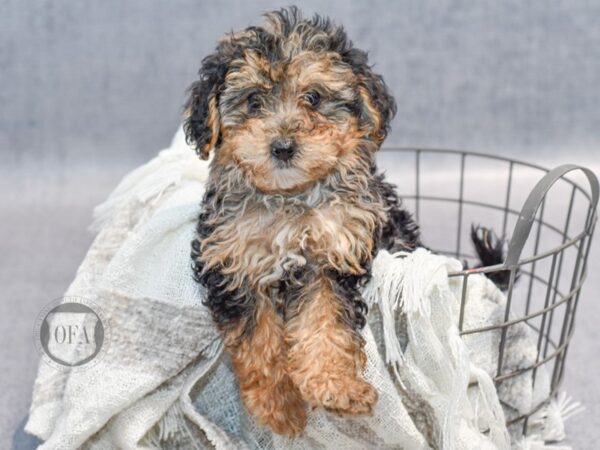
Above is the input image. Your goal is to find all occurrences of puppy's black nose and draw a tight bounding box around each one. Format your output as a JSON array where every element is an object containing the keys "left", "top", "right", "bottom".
[{"left": 270, "top": 138, "right": 297, "bottom": 162}]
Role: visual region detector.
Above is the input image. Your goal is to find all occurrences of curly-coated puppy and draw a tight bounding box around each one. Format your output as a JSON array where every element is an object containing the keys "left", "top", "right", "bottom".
[{"left": 186, "top": 7, "right": 421, "bottom": 436}]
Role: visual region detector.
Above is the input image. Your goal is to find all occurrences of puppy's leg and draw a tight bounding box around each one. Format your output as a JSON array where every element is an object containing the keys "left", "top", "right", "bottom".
[
  {"left": 285, "top": 276, "right": 377, "bottom": 415},
  {"left": 226, "top": 301, "right": 307, "bottom": 436}
]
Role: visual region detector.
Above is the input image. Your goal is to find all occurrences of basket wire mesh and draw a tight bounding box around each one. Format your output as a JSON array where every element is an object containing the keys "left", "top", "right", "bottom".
[{"left": 379, "top": 148, "right": 598, "bottom": 435}]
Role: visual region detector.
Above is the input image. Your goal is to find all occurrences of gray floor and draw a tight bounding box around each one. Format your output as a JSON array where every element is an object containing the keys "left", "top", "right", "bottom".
[{"left": 1, "top": 153, "right": 598, "bottom": 449}]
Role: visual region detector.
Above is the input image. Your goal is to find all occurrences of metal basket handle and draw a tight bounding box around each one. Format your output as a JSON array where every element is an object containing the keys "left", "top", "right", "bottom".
[{"left": 504, "top": 164, "right": 599, "bottom": 267}]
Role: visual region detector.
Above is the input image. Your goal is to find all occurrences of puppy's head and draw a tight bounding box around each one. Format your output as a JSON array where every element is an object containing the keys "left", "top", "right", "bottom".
[{"left": 184, "top": 7, "right": 396, "bottom": 194}]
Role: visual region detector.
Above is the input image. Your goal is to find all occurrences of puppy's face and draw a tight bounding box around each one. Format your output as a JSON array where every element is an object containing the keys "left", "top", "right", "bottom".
[
  {"left": 184, "top": 9, "right": 396, "bottom": 195},
  {"left": 218, "top": 51, "right": 365, "bottom": 193}
]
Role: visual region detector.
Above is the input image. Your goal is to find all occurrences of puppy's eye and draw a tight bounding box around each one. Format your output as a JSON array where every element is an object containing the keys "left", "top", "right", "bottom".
[
  {"left": 303, "top": 91, "right": 321, "bottom": 109},
  {"left": 247, "top": 93, "right": 262, "bottom": 115}
]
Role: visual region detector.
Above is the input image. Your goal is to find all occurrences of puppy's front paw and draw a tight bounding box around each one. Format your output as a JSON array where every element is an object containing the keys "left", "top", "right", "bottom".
[
  {"left": 267, "top": 381, "right": 308, "bottom": 437},
  {"left": 243, "top": 376, "right": 307, "bottom": 437},
  {"left": 304, "top": 375, "right": 378, "bottom": 416}
]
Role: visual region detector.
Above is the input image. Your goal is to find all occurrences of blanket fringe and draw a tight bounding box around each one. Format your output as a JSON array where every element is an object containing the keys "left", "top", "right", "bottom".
[
  {"left": 363, "top": 249, "right": 433, "bottom": 365},
  {"left": 553, "top": 392, "right": 585, "bottom": 422},
  {"left": 529, "top": 391, "right": 584, "bottom": 443},
  {"left": 142, "top": 402, "right": 198, "bottom": 449},
  {"left": 363, "top": 249, "right": 510, "bottom": 449},
  {"left": 158, "top": 402, "right": 187, "bottom": 442}
]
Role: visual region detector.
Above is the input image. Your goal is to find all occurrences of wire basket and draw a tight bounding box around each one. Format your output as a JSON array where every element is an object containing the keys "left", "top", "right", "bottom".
[{"left": 379, "top": 148, "right": 598, "bottom": 435}]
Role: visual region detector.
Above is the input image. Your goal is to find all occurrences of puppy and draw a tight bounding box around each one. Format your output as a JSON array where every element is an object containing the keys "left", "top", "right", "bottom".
[{"left": 186, "top": 7, "right": 421, "bottom": 436}]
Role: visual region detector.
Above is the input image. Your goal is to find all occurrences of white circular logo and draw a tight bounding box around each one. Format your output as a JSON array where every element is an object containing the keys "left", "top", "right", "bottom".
[{"left": 34, "top": 297, "right": 108, "bottom": 369}]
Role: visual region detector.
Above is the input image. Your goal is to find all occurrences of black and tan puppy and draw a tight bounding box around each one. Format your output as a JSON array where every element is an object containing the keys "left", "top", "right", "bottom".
[{"left": 186, "top": 7, "right": 421, "bottom": 436}]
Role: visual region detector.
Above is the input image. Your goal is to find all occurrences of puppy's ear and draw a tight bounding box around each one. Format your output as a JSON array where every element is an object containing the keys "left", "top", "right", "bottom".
[
  {"left": 346, "top": 50, "right": 397, "bottom": 146},
  {"left": 357, "top": 72, "right": 396, "bottom": 145},
  {"left": 183, "top": 50, "right": 230, "bottom": 160}
]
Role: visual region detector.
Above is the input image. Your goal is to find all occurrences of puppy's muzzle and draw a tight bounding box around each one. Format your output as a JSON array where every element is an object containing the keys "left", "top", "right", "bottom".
[{"left": 270, "top": 137, "right": 297, "bottom": 162}]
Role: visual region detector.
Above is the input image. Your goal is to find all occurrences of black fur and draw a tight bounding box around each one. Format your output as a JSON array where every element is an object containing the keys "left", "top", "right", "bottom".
[
  {"left": 186, "top": 7, "right": 402, "bottom": 335},
  {"left": 329, "top": 270, "right": 370, "bottom": 330},
  {"left": 191, "top": 191, "right": 256, "bottom": 334},
  {"left": 373, "top": 173, "right": 421, "bottom": 252},
  {"left": 188, "top": 8, "right": 506, "bottom": 340},
  {"left": 470, "top": 225, "right": 514, "bottom": 290},
  {"left": 183, "top": 55, "right": 228, "bottom": 157},
  {"left": 183, "top": 6, "right": 396, "bottom": 158}
]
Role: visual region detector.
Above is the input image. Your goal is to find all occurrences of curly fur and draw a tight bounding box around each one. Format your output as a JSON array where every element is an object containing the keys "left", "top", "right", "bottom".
[
  {"left": 470, "top": 225, "right": 515, "bottom": 290},
  {"left": 187, "top": 7, "right": 418, "bottom": 436}
]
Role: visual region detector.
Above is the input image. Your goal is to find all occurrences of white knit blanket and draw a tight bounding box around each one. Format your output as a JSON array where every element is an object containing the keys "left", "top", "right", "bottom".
[{"left": 26, "top": 129, "right": 574, "bottom": 450}]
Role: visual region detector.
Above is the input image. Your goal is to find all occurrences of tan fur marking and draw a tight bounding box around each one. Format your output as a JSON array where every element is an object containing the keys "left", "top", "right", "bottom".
[
  {"left": 200, "top": 96, "right": 221, "bottom": 159},
  {"left": 227, "top": 302, "right": 307, "bottom": 436},
  {"left": 358, "top": 84, "right": 384, "bottom": 144},
  {"left": 195, "top": 13, "right": 395, "bottom": 435},
  {"left": 222, "top": 111, "right": 368, "bottom": 194},
  {"left": 199, "top": 192, "right": 383, "bottom": 292},
  {"left": 285, "top": 277, "right": 377, "bottom": 415},
  {"left": 226, "top": 50, "right": 279, "bottom": 89},
  {"left": 289, "top": 52, "right": 355, "bottom": 91}
]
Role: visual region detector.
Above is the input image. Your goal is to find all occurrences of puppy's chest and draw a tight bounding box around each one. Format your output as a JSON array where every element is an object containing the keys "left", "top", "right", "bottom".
[{"left": 202, "top": 202, "right": 380, "bottom": 287}]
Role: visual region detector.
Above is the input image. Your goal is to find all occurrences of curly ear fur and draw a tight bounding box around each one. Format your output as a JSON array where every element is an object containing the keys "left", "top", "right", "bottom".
[
  {"left": 183, "top": 51, "right": 230, "bottom": 159},
  {"left": 358, "top": 72, "right": 397, "bottom": 145},
  {"left": 183, "top": 27, "right": 279, "bottom": 159},
  {"left": 341, "top": 49, "right": 397, "bottom": 145}
]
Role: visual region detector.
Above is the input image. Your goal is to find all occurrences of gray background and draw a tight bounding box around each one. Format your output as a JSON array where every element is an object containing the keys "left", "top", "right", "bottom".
[{"left": 1, "top": 1, "right": 599, "bottom": 448}]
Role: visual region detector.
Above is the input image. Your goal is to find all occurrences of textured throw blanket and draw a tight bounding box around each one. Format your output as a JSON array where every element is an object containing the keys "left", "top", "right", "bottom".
[{"left": 26, "top": 129, "right": 575, "bottom": 449}]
